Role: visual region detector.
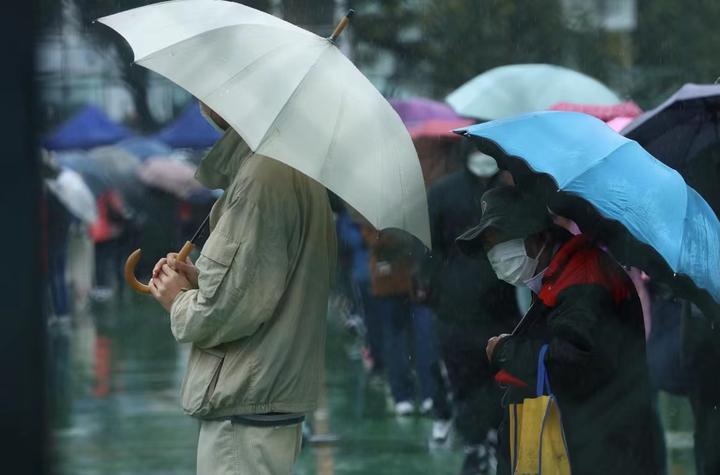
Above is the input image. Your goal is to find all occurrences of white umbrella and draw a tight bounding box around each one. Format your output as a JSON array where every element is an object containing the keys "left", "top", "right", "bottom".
[
  {"left": 45, "top": 169, "right": 98, "bottom": 224},
  {"left": 99, "top": 1, "right": 430, "bottom": 246},
  {"left": 446, "top": 64, "right": 622, "bottom": 121}
]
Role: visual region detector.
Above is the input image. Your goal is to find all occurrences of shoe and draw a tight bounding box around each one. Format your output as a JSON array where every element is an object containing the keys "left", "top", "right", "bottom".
[
  {"left": 394, "top": 400, "right": 414, "bottom": 416},
  {"left": 420, "top": 398, "right": 434, "bottom": 414},
  {"left": 460, "top": 444, "right": 490, "bottom": 475},
  {"left": 430, "top": 419, "right": 452, "bottom": 447}
]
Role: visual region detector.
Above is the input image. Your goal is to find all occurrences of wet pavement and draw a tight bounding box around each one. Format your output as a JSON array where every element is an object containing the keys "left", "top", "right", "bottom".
[{"left": 51, "top": 294, "right": 697, "bottom": 474}]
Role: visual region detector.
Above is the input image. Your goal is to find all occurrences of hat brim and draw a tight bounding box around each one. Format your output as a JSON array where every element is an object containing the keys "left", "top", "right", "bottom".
[{"left": 456, "top": 215, "right": 550, "bottom": 257}]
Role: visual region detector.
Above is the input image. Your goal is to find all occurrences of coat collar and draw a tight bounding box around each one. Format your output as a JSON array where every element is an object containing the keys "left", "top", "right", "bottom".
[{"left": 195, "top": 128, "right": 252, "bottom": 190}]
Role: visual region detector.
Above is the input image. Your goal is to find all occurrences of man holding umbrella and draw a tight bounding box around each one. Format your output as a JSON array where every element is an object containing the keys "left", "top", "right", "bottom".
[
  {"left": 149, "top": 103, "right": 337, "bottom": 474},
  {"left": 457, "top": 186, "right": 665, "bottom": 475}
]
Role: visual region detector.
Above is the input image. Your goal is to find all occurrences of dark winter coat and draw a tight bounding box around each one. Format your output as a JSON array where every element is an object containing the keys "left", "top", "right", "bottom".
[{"left": 492, "top": 234, "right": 665, "bottom": 475}]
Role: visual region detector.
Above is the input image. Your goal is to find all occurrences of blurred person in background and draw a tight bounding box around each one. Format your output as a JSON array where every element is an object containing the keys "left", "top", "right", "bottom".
[
  {"left": 362, "top": 225, "right": 439, "bottom": 416},
  {"left": 425, "top": 150, "right": 520, "bottom": 475},
  {"left": 680, "top": 144, "right": 720, "bottom": 475},
  {"left": 335, "top": 204, "right": 384, "bottom": 376},
  {"left": 41, "top": 156, "right": 73, "bottom": 321},
  {"left": 90, "top": 189, "right": 131, "bottom": 301}
]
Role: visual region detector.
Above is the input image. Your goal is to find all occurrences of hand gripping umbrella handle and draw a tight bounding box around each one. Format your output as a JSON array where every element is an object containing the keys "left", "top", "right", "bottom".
[{"left": 124, "top": 241, "right": 194, "bottom": 294}]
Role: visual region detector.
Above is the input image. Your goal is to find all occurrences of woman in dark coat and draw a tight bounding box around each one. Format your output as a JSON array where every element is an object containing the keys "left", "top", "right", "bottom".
[{"left": 458, "top": 185, "right": 665, "bottom": 475}]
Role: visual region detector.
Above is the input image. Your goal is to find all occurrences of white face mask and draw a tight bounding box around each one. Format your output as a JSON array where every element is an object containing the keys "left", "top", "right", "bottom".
[
  {"left": 467, "top": 152, "right": 499, "bottom": 177},
  {"left": 487, "top": 238, "right": 546, "bottom": 287}
]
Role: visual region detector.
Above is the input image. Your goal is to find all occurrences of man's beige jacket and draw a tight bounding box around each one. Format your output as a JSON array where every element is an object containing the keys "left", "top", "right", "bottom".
[{"left": 170, "top": 129, "right": 337, "bottom": 418}]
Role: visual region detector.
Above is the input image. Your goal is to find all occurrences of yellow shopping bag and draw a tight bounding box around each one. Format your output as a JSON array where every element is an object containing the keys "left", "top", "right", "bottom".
[{"left": 508, "top": 345, "right": 571, "bottom": 475}]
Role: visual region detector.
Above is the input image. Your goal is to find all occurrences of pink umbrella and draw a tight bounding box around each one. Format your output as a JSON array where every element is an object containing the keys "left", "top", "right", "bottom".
[
  {"left": 138, "top": 157, "right": 205, "bottom": 199},
  {"left": 549, "top": 101, "right": 642, "bottom": 122},
  {"left": 606, "top": 116, "right": 635, "bottom": 132},
  {"left": 409, "top": 118, "right": 475, "bottom": 140},
  {"left": 391, "top": 98, "right": 475, "bottom": 140}
]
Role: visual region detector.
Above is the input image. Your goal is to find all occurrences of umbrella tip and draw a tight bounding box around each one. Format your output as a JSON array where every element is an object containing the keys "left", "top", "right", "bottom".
[{"left": 329, "top": 9, "right": 355, "bottom": 43}]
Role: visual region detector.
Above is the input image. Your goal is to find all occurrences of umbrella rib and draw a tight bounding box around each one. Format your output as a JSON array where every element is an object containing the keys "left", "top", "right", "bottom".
[
  {"left": 201, "top": 37, "right": 304, "bottom": 104},
  {"left": 318, "top": 86, "right": 346, "bottom": 183}
]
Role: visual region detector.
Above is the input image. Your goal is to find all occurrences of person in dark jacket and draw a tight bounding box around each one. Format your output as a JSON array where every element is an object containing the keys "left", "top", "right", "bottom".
[
  {"left": 457, "top": 185, "right": 665, "bottom": 475},
  {"left": 425, "top": 154, "right": 519, "bottom": 474}
]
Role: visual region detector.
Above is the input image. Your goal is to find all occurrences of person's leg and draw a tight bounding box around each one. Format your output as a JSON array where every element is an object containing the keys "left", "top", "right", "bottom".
[
  {"left": 360, "top": 282, "right": 385, "bottom": 372},
  {"left": 440, "top": 322, "right": 502, "bottom": 475},
  {"left": 411, "top": 304, "right": 439, "bottom": 405},
  {"left": 441, "top": 323, "right": 495, "bottom": 445},
  {"left": 380, "top": 296, "right": 413, "bottom": 406},
  {"left": 198, "top": 420, "right": 303, "bottom": 475},
  {"left": 94, "top": 241, "right": 109, "bottom": 288}
]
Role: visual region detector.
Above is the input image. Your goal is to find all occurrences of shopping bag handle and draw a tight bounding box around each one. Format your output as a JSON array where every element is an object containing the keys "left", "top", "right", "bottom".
[{"left": 536, "top": 344, "right": 553, "bottom": 397}]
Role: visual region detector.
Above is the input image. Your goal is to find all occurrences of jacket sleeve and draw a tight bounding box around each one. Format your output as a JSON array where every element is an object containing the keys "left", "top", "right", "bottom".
[
  {"left": 491, "top": 285, "right": 616, "bottom": 396},
  {"left": 170, "top": 187, "right": 294, "bottom": 349}
]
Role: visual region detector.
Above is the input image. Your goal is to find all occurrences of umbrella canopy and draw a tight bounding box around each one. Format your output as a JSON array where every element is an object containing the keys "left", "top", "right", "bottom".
[
  {"left": 549, "top": 101, "right": 642, "bottom": 122},
  {"left": 154, "top": 102, "right": 222, "bottom": 149},
  {"left": 390, "top": 98, "right": 474, "bottom": 140},
  {"left": 45, "top": 169, "right": 98, "bottom": 223},
  {"left": 607, "top": 116, "right": 634, "bottom": 132},
  {"left": 458, "top": 111, "right": 720, "bottom": 320},
  {"left": 89, "top": 146, "right": 145, "bottom": 209},
  {"left": 116, "top": 136, "right": 172, "bottom": 160},
  {"left": 54, "top": 152, "right": 111, "bottom": 196},
  {"left": 89, "top": 146, "right": 142, "bottom": 178},
  {"left": 447, "top": 64, "right": 622, "bottom": 121},
  {"left": 138, "top": 157, "right": 205, "bottom": 199},
  {"left": 390, "top": 97, "right": 463, "bottom": 128},
  {"left": 621, "top": 84, "right": 720, "bottom": 172},
  {"left": 99, "top": 1, "right": 430, "bottom": 247},
  {"left": 45, "top": 105, "right": 134, "bottom": 151}
]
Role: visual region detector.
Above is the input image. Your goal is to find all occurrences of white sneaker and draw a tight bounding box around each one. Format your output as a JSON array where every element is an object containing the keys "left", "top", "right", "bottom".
[
  {"left": 394, "top": 401, "right": 414, "bottom": 416},
  {"left": 420, "top": 398, "right": 434, "bottom": 414},
  {"left": 431, "top": 419, "right": 452, "bottom": 443}
]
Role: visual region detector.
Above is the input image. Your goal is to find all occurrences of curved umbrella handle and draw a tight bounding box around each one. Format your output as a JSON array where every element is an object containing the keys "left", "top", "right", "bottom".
[{"left": 124, "top": 241, "right": 195, "bottom": 294}]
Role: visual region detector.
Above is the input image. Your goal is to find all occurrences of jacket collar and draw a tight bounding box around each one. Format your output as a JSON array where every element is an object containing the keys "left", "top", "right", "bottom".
[
  {"left": 543, "top": 233, "right": 593, "bottom": 282},
  {"left": 195, "top": 128, "right": 252, "bottom": 190}
]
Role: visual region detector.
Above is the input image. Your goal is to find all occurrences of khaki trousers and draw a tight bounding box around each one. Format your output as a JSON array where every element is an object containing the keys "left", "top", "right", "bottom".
[{"left": 197, "top": 419, "right": 303, "bottom": 475}]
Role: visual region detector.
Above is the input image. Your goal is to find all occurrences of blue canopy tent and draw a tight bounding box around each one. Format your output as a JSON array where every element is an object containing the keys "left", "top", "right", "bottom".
[
  {"left": 155, "top": 102, "right": 221, "bottom": 149},
  {"left": 45, "top": 105, "right": 134, "bottom": 150}
]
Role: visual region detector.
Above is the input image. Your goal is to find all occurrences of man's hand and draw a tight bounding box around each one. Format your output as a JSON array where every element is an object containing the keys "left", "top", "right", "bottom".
[
  {"left": 486, "top": 334, "right": 511, "bottom": 362},
  {"left": 153, "top": 253, "right": 199, "bottom": 289},
  {"left": 149, "top": 263, "right": 192, "bottom": 312}
]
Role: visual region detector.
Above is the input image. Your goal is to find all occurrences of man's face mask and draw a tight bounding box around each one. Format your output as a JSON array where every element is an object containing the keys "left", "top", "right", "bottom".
[{"left": 487, "top": 238, "right": 545, "bottom": 287}]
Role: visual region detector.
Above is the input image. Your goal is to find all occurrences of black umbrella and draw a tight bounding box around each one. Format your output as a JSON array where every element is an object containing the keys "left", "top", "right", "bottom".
[{"left": 622, "top": 83, "right": 720, "bottom": 172}]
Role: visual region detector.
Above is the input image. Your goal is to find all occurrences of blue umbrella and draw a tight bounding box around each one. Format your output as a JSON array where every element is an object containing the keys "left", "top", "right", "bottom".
[{"left": 458, "top": 111, "right": 720, "bottom": 319}]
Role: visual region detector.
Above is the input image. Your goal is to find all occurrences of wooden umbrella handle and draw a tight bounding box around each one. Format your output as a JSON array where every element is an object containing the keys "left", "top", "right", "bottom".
[
  {"left": 177, "top": 240, "right": 194, "bottom": 262},
  {"left": 329, "top": 9, "right": 355, "bottom": 42},
  {"left": 124, "top": 241, "right": 195, "bottom": 294}
]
